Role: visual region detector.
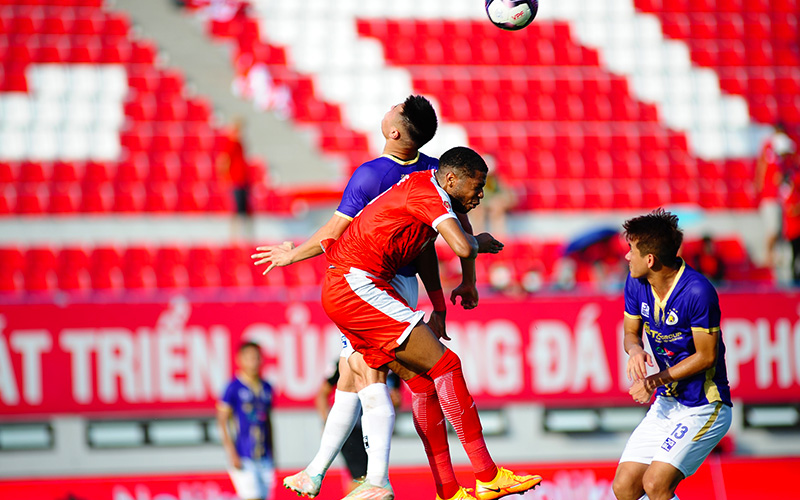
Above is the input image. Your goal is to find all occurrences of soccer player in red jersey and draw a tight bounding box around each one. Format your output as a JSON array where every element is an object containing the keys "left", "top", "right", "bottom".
[
  {"left": 254, "top": 96, "right": 492, "bottom": 500},
  {"left": 321, "top": 146, "right": 542, "bottom": 500}
]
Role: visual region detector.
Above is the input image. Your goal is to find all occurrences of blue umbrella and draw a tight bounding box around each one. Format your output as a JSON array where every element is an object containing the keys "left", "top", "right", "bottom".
[{"left": 564, "top": 227, "right": 619, "bottom": 255}]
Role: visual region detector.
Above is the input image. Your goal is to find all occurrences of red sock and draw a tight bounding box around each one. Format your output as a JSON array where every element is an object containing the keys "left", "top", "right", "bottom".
[
  {"left": 428, "top": 349, "right": 498, "bottom": 483},
  {"left": 406, "top": 374, "right": 459, "bottom": 499}
]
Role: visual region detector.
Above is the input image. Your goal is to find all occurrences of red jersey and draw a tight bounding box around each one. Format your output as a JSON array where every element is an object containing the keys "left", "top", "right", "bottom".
[{"left": 326, "top": 170, "right": 457, "bottom": 281}]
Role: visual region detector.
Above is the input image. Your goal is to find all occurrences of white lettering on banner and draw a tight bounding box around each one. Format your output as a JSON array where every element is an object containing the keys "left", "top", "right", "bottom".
[
  {"left": 59, "top": 299, "right": 231, "bottom": 405},
  {"left": 112, "top": 482, "right": 237, "bottom": 500},
  {"left": 448, "top": 320, "right": 524, "bottom": 396},
  {"left": 244, "top": 303, "right": 340, "bottom": 400},
  {"left": 0, "top": 317, "right": 20, "bottom": 405},
  {"left": 528, "top": 305, "right": 612, "bottom": 395},
  {"left": 9, "top": 329, "right": 51, "bottom": 405},
  {"left": 484, "top": 320, "right": 523, "bottom": 395},
  {"left": 529, "top": 320, "right": 571, "bottom": 393},
  {"left": 445, "top": 322, "right": 483, "bottom": 392},
  {"left": 572, "top": 305, "right": 611, "bottom": 393},
  {"left": 98, "top": 329, "right": 137, "bottom": 404},
  {"left": 721, "top": 317, "right": 800, "bottom": 389},
  {"left": 60, "top": 329, "right": 96, "bottom": 404}
]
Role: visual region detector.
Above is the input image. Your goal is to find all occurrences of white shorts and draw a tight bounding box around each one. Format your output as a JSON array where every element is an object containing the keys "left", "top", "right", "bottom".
[
  {"left": 619, "top": 397, "right": 732, "bottom": 478},
  {"left": 339, "top": 273, "right": 419, "bottom": 358},
  {"left": 228, "top": 457, "right": 275, "bottom": 500}
]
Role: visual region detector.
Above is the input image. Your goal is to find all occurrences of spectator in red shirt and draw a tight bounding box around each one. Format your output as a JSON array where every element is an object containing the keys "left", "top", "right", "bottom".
[
  {"left": 756, "top": 123, "right": 797, "bottom": 267},
  {"left": 218, "top": 118, "right": 253, "bottom": 239}
]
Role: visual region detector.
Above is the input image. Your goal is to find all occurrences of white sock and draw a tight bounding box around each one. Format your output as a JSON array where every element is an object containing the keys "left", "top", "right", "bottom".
[
  {"left": 306, "top": 390, "right": 361, "bottom": 477},
  {"left": 638, "top": 495, "right": 649, "bottom": 500},
  {"left": 358, "top": 383, "right": 395, "bottom": 488}
]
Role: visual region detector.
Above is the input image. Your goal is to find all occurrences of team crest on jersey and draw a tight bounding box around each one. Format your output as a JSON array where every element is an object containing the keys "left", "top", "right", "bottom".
[
  {"left": 666, "top": 309, "right": 679, "bottom": 325},
  {"left": 443, "top": 200, "right": 451, "bottom": 211},
  {"left": 640, "top": 303, "right": 650, "bottom": 318}
]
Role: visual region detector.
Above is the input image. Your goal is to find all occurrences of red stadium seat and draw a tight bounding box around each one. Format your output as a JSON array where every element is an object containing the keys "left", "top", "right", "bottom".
[
  {"left": 154, "top": 247, "right": 188, "bottom": 288},
  {"left": 89, "top": 246, "right": 123, "bottom": 290},
  {"left": 122, "top": 246, "right": 156, "bottom": 289},
  {"left": 219, "top": 245, "right": 254, "bottom": 287},
  {"left": 57, "top": 247, "right": 90, "bottom": 291},
  {"left": 23, "top": 247, "right": 57, "bottom": 292},
  {"left": 80, "top": 182, "right": 113, "bottom": 213},
  {"left": 48, "top": 183, "right": 81, "bottom": 214},
  {"left": 15, "top": 184, "right": 48, "bottom": 215},
  {"left": 113, "top": 182, "right": 146, "bottom": 213},
  {"left": 0, "top": 246, "right": 24, "bottom": 292}
]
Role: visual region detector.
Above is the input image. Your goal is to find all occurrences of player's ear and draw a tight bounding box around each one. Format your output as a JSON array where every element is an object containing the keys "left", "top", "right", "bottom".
[{"left": 389, "top": 125, "right": 401, "bottom": 141}]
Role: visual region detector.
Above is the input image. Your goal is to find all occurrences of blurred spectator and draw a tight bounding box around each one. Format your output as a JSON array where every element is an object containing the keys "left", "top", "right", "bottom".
[
  {"left": 782, "top": 169, "right": 800, "bottom": 286},
  {"left": 469, "top": 157, "right": 515, "bottom": 239},
  {"left": 217, "top": 118, "right": 254, "bottom": 239},
  {"left": 217, "top": 341, "right": 275, "bottom": 500},
  {"left": 232, "top": 53, "right": 293, "bottom": 119},
  {"left": 690, "top": 235, "right": 725, "bottom": 284},
  {"left": 315, "top": 360, "right": 401, "bottom": 493},
  {"left": 756, "top": 123, "right": 797, "bottom": 267}
]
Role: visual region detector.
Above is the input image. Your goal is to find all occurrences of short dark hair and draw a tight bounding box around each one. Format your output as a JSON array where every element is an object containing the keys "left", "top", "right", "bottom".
[
  {"left": 623, "top": 208, "right": 683, "bottom": 267},
  {"left": 238, "top": 341, "right": 262, "bottom": 354},
  {"left": 399, "top": 95, "right": 437, "bottom": 147},
  {"left": 439, "top": 146, "right": 488, "bottom": 178}
]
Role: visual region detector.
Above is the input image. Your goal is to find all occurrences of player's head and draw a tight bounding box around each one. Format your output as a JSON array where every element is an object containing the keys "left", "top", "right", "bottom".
[
  {"left": 382, "top": 95, "right": 438, "bottom": 149},
  {"left": 236, "top": 341, "right": 262, "bottom": 378},
  {"left": 623, "top": 208, "right": 683, "bottom": 278},
  {"left": 437, "top": 146, "right": 488, "bottom": 213}
]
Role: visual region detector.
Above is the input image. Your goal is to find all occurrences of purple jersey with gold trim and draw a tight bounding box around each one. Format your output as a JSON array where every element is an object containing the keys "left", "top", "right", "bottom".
[
  {"left": 335, "top": 152, "right": 438, "bottom": 277},
  {"left": 220, "top": 377, "right": 274, "bottom": 459},
  {"left": 624, "top": 261, "right": 732, "bottom": 407}
]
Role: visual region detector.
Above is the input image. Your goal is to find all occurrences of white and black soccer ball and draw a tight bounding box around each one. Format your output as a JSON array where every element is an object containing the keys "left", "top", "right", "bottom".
[{"left": 485, "top": 0, "right": 538, "bottom": 31}]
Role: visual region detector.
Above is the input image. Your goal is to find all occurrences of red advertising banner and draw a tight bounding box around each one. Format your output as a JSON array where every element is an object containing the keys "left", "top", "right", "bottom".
[
  {"left": 1, "top": 457, "right": 799, "bottom": 500},
  {"left": 1, "top": 290, "right": 799, "bottom": 416}
]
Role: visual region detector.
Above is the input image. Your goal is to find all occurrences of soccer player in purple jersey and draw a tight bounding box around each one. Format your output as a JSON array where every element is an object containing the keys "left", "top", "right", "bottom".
[
  {"left": 613, "top": 209, "right": 732, "bottom": 500},
  {"left": 217, "top": 341, "right": 276, "bottom": 500},
  {"left": 252, "top": 95, "right": 497, "bottom": 500}
]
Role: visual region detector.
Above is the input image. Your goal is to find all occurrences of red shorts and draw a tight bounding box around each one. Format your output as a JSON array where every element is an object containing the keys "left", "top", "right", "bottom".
[{"left": 322, "top": 266, "right": 425, "bottom": 369}]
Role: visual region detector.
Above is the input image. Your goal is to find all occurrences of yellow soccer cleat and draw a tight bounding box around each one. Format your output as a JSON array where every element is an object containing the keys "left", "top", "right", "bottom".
[
  {"left": 436, "top": 486, "right": 477, "bottom": 500},
  {"left": 475, "top": 467, "right": 543, "bottom": 500}
]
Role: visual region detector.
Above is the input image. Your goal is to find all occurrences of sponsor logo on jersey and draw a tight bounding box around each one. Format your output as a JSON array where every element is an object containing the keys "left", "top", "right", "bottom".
[{"left": 661, "top": 437, "right": 676, "bottom": 451}]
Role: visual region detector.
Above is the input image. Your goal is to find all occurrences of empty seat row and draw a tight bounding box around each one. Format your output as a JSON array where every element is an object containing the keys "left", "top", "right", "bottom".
[
  {"left": 0, "top": 233, "right": 766, "bottom": 294},
  {"left": 0, "top": 244, "right": 326, "bottom": 293}
]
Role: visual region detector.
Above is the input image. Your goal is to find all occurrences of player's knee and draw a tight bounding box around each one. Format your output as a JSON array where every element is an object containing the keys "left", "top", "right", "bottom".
[
  {"left": 611, "top": 469, "right": 641, "bottom": 500},
  {"left": 641, "top": 472, "right": 673, "bottom": 500}
]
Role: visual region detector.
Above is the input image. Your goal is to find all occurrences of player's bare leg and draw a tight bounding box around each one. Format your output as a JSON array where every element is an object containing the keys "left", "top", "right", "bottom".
[
  {"left": 641, "top": 462, "right": 683, "bottom": 500},
  {"left": 612, "top": 462, "right": 648, "bottom": 500},
  {"left": 345, "top": 352, "right": 394, "bottom": 499},
  {"left": 392, "top": 322, "right": 542, "bottom": 500}
]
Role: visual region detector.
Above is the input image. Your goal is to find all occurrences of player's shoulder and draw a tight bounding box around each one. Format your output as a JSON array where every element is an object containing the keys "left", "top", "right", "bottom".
[
  {"left": 624, "top": 272, "right": 647, "bottom": 293},
  {"left": 350, "top": 157, "right": 389, "bottom": 180},
  {"left": 679, "top": 263, "right": 719, "bottom": 301},
  {"left": 418, "top": 152, "right": 439, "bottom": 170}
]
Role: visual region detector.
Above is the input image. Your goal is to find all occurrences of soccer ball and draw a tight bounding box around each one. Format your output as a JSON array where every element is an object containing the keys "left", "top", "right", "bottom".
[{"left": 485, "top": 0, "right": 538, "bottom": 31}]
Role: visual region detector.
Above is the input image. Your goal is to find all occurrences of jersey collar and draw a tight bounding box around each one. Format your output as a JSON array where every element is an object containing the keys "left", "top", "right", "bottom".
[
  {"left": 650, "top": 259, "right": 686, "bottom": 325},
  {"left": 381, "top": 152, "right": 420, "bottom": 165}
]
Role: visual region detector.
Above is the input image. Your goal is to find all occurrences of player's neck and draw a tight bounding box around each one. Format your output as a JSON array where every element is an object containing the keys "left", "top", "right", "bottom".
[
  {"left": 648, "top": 262, "right": 681, "bottom": 300},
  {"left": 382, "top": 142, "right": 418, "bottom": 162},
  {"left": 237, "top": 371, "right": 261, "bottom": 385}
]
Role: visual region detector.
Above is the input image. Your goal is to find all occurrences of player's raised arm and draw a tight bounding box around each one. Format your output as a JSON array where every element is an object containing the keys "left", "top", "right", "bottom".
[
  {"left": 251, "top": 213, "right": 351, "bottom": 274},
  {"left": 413, "top": 242, "right": 449, "bottom": 340}
]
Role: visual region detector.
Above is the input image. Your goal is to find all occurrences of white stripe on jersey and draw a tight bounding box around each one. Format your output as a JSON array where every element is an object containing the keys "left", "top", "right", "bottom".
[
  {"left": 427, "top": 171, "right": 456, "bottom": 231},
  {"left": 344, "top": 268, "right": 424, "bottom": 326}
]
